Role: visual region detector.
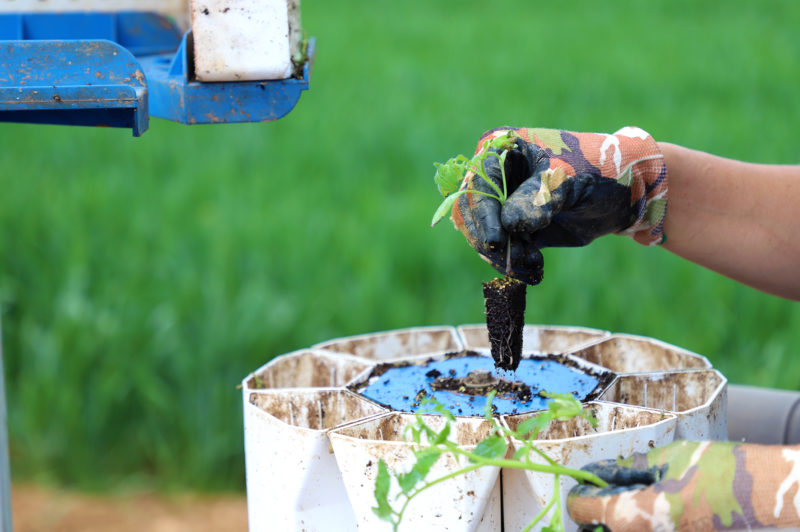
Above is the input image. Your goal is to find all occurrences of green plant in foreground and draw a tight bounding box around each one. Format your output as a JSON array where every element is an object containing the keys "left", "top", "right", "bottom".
[
  {"left": 372, "top": 391, "right": 609, "bottom": 532},
  {"left": 431, "top": 131, "right": 519, "bottom": 227}
]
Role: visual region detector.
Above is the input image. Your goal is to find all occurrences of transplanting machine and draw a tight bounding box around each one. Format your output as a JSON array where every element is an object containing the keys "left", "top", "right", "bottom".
[
  {"left": 0, "top": 0, "right": 312, "bottom": 136},
  {"left": 0, "top": 1, "right": 312, "bottom": 529}
]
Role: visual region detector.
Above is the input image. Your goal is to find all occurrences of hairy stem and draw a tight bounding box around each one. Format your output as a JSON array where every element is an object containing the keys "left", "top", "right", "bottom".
[{"left": 439, "top": 441, "right": 607, "bottom": 487}]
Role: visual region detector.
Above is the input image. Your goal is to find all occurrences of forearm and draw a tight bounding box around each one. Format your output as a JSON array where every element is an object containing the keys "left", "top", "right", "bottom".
[{"left": 658, "top": 142, "right": 800, "bottom": 300}]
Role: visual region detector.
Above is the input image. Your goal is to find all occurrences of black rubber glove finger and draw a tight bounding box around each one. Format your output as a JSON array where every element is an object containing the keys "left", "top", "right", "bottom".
[
  {"left": 530, "top": 218, "right": 592, "bottom": 248},
  {"left": 474, "top": 137, "right": 550, "bottom": 249},
  {"left": 582, "top": 457, "right": 663, "bottom": 487},
  {"left": 482, "top": 232, "right": 543, "bottom": 285},
  {"left": 482, "top": 138, "right": 533, "bottom": 193},
  {"left": 469, "top": 179, "right": 505, "bottom": 253},
  {"left": 501, "top": 174, "right": 569, "bottom": 234},
  {"left": 455, "top": 189, "right": 506, "bottom": 262},
  {"left": 510, "top": 232, "right": 544, "bottom": 285},
  {"left": 568, "top": 455, "right": 666, "bottom": 498},
  {"left": 546, "top": 174, "right": 633, "bottom": 244},
  {"left": 483, "top": 137, "right": 550, "bottom": 194},
  {"left": 504, "top": 173, "right": 635, "bottom": 248},
  {"left": 472, "top": 143, "right": 527, "bottom": 250}
]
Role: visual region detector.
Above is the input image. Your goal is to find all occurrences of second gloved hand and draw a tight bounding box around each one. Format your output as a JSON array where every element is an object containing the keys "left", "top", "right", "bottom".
[
  {"left": 451, "top": 127, "right": 668, "bottom": 284},
  {"left": 567, "top": 440, "right": 800, "bottom": 532}
]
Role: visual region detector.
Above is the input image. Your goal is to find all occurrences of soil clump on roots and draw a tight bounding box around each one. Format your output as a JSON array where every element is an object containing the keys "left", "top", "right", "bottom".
[{"left": 483, "top": 277, "right": 526, "bottom": 371}]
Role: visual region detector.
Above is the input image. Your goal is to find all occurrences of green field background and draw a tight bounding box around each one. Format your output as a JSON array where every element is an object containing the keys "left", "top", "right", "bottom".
[{"left": 1, "top": 0, "right": 798, "bottom": 491}]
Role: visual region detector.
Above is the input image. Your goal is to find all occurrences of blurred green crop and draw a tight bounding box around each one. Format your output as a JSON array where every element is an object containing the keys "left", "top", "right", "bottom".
[{"left": 1, "top": 0, "right": 799, "bottom": 492}]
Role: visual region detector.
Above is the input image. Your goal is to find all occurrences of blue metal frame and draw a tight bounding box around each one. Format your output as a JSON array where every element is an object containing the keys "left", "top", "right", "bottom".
[
  {"left": 0, "top": 39, "right": 149, "bottom": 135},
  {"left": 140, "top": 32, "right": 312, "bottom": 126},
  {"left": 0, "top": 12, "right": 181, "bottom": 55},
  {"left": 0, "top": 12, "right": 312, "bottom": 136}
]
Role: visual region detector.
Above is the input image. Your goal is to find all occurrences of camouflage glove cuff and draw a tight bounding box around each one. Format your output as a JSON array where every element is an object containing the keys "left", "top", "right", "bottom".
[
  {"left": 567, "top": 440, "right": 800, "bottom": 532},
  {"left": 482, "top": 126, "right": 668, "bottom": 246}
]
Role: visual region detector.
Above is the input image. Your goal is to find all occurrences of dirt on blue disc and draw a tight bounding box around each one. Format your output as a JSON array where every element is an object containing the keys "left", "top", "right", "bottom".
[{"left": 352, "top": 351, "right": 604, "bottom": 417}]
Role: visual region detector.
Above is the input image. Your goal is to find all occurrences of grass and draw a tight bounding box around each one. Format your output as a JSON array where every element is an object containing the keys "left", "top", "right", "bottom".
[{"left": 0, "top": 0, "right": 799, "bottom": 491}]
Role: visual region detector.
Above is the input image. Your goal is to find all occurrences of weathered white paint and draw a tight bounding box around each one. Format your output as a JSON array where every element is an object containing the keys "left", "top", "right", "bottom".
[
  {"left": 190, "top": 0, "right": 301, "bottom": 81},
  {"left": 243, "top": 389, "right": 386, "bottom": 532},
  {"left": 329, "top": 413, "right": 502, "bottom": 532}
]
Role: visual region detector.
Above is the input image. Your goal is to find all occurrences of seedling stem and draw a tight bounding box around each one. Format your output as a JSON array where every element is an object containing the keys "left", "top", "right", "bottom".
[{"left": 372, "top": 391, "right": 608, "bottom": 532}]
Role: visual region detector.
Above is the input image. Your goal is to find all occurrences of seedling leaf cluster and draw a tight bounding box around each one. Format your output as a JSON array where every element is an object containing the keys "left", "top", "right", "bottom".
[
  {"left": 431, "top": 131, "right": 519, "bottom": 227},
  {"left": 372, "top": 391, "right": 608, "bottom": 532}
]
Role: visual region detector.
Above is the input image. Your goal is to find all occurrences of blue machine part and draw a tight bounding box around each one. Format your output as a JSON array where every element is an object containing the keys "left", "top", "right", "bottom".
[
  {"left": 0, "top": 39, "right": 149, "bottom": 135},
  {"left": 353, "top": 353, "right": 603, "bottom": 417},
  {"left": 0, "top": 12, "right": 312, "bottom": 135},
  {"left": 139, "top": 32, "right": 312, "bottom": 125},
  {"left": 0, "top": 12, "right": 181, "bottom": 55}
]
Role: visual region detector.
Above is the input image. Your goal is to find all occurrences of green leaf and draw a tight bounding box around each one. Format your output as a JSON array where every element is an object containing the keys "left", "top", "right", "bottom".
[
  {"left": 419, "top": 397, "right": 457, "bottom": 421},
  {"left": 431, "top": 189, "right": 465, "bottom": 227},
  {"left": 581, "top": 408, "right": 599, "bottom": 429},
  {"left": 482, "top": 389, "right": 499, "bottom": 420},
  {"left": 372, "top": 460, "right": 394, "bottom": 521},
  {"left": 433, "top": 422, "right": 451, "bottom": 445},
  {"left": 414, "top": 449, "right": 441, "bottom": 477},
  {"left": 471, "top": 435, "right": 506, "bottom": 462},
  {"left": 404, "top": 423, "right": 422, "bottom": 445},
  {"left": 489, "top": 131, "right": 518, "bottom": 152},
  {"left": 470, "top": 155, "right": 505, "bottom": 201},
  {"left": 398, "top": 450, "right": 441, "bottom": 493},
  {"left": 433, "top": 155, "right": 469, "bottom": 197},
  {"left": 515, "top": 415, "right": 550, "bottom": 439},
  {"left": 513, "top": 446, "right": 529, "bottom": 460},
  {"left": 542, "top": 392, "right": 586, "bottom": 421}
]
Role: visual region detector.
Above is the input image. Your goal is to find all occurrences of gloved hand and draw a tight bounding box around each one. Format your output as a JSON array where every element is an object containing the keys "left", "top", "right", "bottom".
[
  {"left": 451, "top": 127, "right": 667, "bottom": 285},
  {"left": 567, "top": 440, "right": 800, "bottom": 532}
]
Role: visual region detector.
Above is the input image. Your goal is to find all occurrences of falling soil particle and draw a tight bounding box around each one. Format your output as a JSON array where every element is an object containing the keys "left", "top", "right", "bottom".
[{"left": 483, "top": 277, "right": 526, "bottom": 371}]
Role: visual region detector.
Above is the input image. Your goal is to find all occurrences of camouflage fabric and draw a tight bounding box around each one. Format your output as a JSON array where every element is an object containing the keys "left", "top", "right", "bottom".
[
  {"left": 567, "top": 440, "right": 800, "bottom": 531},
  {"left": 451, "top": 127, "right": 667, "bottom": 284}
]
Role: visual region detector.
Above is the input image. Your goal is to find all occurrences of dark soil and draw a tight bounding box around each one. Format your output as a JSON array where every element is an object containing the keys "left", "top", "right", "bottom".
[
  {"left": 349, "top": 350, "right": 616, "bottom": 416},
  {"left": 483, "top": 277, "right": 526, "bottom": 371},
  {"left": 430, "top": 370, "right": 533, "bottom": 403}
]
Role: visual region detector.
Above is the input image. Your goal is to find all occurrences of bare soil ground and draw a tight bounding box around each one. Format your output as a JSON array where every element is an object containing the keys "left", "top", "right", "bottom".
[{"left": 12, "top": 484, "right": 248, "bottom": 532}]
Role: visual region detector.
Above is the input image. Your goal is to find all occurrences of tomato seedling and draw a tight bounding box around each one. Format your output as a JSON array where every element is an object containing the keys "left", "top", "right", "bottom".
[
  {"left": 372, "top": 391, "right": 608, "bottom": 532},
  {"left": 431, "top": 131, "right": 519, "bottom": 227}
]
